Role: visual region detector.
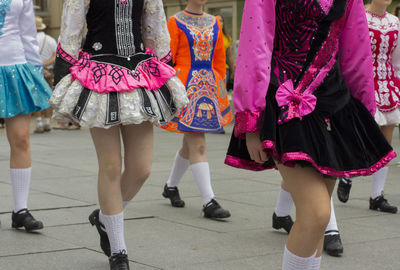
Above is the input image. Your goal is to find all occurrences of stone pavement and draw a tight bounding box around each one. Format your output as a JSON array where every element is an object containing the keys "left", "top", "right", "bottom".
[{"left": 0, "top": 122, "right": 399, "bottom": 270}]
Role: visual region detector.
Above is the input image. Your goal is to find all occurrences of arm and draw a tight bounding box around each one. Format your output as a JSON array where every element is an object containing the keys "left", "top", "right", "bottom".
[
  {"left": 392, "top": 18, "right": 400, "bottom": 80},
  {"left": 18, "top": 0, "right": 42, "bottom": 67},
  {"left": 142, "top": 0, "right": 172, "bottom": 62},
  {"left": 233, "top": 0, "right": 277, "bottom": 138},
  {"left": 53, "top": 0, "right": 89, "bottom": 85},
  {"left": 167, "top": 17, "right": 179, "bottom": 66},
  {"left": 212, "top": 19, "right": 227, "bottom": 81},
  {"left": 339, "top": 0, "right": 376, "bottom": 115},
  {"left": 43, "top": 52, "right": 56, "bottom": 68}
]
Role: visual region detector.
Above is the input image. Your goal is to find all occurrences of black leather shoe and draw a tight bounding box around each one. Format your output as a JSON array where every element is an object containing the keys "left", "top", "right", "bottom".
[
  {"left": 89, "top": 209, "right": 111, "bottom": 257},
  {"left": 162, "top": 184, "right": 185, "bottom": 208},
  {"left": 109, "top": 251, "right": 130, "bottom": 270},
  {"left": 12, "top": 209, "right": 43, "bottom": 232},
  {"left": 203, "top": 199, "right": 231, "bottom": 219},
  {"left": 337, "top": 177, "right": 352, "bottom": 203},
  {"left": 324, "top": 233, "right": 343, "bottom": 257},
  {"left": 272, "top": 212, "right": 294, "bottom": 234},
  {"left": 369, "top": 195, "right": 398, "bottom": 213}
]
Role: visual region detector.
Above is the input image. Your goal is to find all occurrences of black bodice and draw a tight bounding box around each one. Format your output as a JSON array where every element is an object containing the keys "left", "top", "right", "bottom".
[{"left": 83, "top": 0, "right": 145, "bottom": 56}]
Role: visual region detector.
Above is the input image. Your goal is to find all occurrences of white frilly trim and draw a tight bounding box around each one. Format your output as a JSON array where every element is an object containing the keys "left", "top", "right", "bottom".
[
  {"left": 49, "top": 75, "right": 188, "bottom": 128},
  {"left": 375, "top": 108, "right": 400, "bottom": 126}
]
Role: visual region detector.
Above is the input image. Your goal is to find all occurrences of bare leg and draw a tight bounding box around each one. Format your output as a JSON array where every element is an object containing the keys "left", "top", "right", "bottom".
[
  {"left": 90, "top": 126, "right": 123, "bottom": 215},
  {"left": 277, "top": 163, "right": 333, "bottom": 258},
  {"left": 120, "top": 122, "right": 154, "bottom": 201},
  {"left": 182, "top": 133, "right": 207, "bottom": 164},
  {"left": 380, "top": 124, "right": 395, "bottom": 144},
  {"left": 5, "top": 115, "right": 31, "bottom": 168}
]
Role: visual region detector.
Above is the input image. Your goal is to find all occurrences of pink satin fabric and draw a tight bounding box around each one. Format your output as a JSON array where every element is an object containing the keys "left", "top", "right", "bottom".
[{"left": 69, "top": 49, "right": 176, "bottom": 93}]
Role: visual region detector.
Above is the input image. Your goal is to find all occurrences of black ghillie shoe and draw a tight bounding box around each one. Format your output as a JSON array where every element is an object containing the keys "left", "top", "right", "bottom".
[
  {"left": 162, "top": 184, "right": 185, "bottom": 208},
  {"left": 272, "top": 212, "right": 294, "bottom": 234},
  {"left": 109, "top": 251, "right": 130, "bottom": 270},
  {"left": 12, "top": 208, "right": 43, "bottom": 232},
  {"left": 369, "top": 195, "right": 398, "bottom": 213},
  {"left": 89, "top": 209, "right": 111, "bottom": 257},
  {"left": 203, "top": 199, "right": 231, "bottom": 219},
  {"left": 337, "top": 177, "right": 352, "bottom": 203},
  {"left": 324, "top": 232, "right": 344, "bottom": 257}
]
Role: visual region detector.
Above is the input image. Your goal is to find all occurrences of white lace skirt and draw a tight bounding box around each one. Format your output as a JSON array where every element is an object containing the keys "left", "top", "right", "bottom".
[
  {"left": 50, "top": 75, "right": 188, "bottom": 128},
  {"left": 375, "top": 108, "right": 400, "bottom": 126}
]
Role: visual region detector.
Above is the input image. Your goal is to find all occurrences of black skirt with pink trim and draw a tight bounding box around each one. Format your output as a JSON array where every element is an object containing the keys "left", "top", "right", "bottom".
[{"left": 225, "top": 68, "right": 396, "bottom": 177}]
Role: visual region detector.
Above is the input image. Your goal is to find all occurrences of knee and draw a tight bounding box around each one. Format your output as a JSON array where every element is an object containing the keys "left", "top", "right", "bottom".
[
  {"left": 188, "top": 142, "right": 206, "bottom": 156},
  {"left": 134, "top": 165, "right": 152, "bottom": 184},
  {"left": 298, "top": 207, "right": 331, "bottom": 234},
  {"left": 100, "top": 162, "right": 122, "bottom": 182},
  {"left": 10, "top": 133, "right": 30, "bottom": 153}
]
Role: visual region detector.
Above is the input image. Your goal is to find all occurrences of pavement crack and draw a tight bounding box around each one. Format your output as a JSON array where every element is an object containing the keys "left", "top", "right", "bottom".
[
  {"left": 0, "top": 204, "right": 96, "bottom": 214},
  {"left": 0, "top": 247, "right": 85, "bottom": 258}
]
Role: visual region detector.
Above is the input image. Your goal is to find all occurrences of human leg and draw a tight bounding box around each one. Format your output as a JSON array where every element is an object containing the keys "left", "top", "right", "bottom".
[
  {"left": 370, "top": 125, "right": 397, "bottom": 213},
  {"left": 43, "top": 108, "right": 52, "bottom": 132},
  {"left": 277, "top": 164, "right": 332, "bottom": 269},
  {"left": 33, "top": 111, "right": 44, "bottom": 133},
  {"left": 5, "top": 114, "right": 43, "bottom": 231},
  {"left": 273, "top": 180, "right": 295, "bottom": 233}
]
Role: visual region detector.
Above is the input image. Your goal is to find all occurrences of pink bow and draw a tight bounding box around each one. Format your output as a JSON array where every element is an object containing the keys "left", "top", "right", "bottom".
[{"left": 275, "top": 80, "right": 317, "bottom": 121}]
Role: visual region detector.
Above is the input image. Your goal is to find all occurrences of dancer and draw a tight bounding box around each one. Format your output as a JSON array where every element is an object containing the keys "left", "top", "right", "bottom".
[
  {"left": 161, "top": 0, "right": 233, "bottom": 219},
  {"left": 336, "top": 0, "right": 398, "bottom": 214},
  {"left": 273, "top": 184, "right": 343, "bottom": 257},
  {"left": 0, "top": 0, "right": 52, "bottom": 231},
  {"left": 33, "top": 16, "right": 57, "bottom": 133},
  {"left": 225, "top": 0, "right": 395, "bottom": 269},
  {"left": 51, "top": 0, "right": 187, "bottom": 269}
]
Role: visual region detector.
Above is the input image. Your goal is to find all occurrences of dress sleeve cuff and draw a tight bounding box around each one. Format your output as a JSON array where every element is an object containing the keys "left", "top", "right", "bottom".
[{"left": 234, "top": 110, "right": 264, "bottom": 139}]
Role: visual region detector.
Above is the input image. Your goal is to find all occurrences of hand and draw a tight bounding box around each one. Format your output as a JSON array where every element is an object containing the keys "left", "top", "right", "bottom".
[{"left": 246, "top": 133, "right": 269, "bottom": 164}]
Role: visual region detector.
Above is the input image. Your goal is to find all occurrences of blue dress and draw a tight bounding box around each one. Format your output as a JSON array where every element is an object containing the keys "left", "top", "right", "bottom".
[{"left": 0, "top": 0, "right": 52, "bottom": 118}]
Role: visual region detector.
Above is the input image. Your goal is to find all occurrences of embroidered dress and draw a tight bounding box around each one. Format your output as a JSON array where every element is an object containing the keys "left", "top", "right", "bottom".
[
  {"left": 161, "top": 11, "right": 233, "bottom": 133},
  {"left": 225, "top": 0, "right": 395, "bottom": 177},
  {"left": 50, "top": 0, "right": 188, "bottom": 128},
  {"left": 367, "top": 11, "right": 400, "bottom": 126},
  {"left": 0, "top": 0, "right": 52, "bottom": 118}
]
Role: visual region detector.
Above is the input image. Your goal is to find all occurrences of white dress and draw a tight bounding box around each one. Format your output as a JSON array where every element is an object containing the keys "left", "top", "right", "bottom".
[{"left": 50, "top": 0, "right": 188, "bottom": 128}]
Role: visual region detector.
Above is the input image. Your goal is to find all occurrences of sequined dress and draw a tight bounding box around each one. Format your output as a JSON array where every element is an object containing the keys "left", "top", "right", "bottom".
[
  {"left": 0, "top": 0, "right": 52, "bottom": 118},
  {"left": 367, "top": 11, "right": 400, "bottom": 126},
  {"left": 225, "top": 0, "right": 395, "bottom": 177},
  {"left": 50, "top": 0, "right": 188, "bottom": 128},
  {"left": 161, "top": 11, "right": 233, "bottom": 133}
]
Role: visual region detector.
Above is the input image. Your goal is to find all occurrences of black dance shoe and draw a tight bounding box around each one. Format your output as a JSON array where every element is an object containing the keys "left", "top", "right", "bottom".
[
  {"left": 369, "top": 195, "right": 398, "bottom": 213},
  {"left": 89, "top": 209, "right": 111, "bottom": 257},
  {"left": 109, "top": 251, "right": 130, "bottom": 270},
  {"left": 12, "top": 209, "right": 43, "bottom": 232},
  {"left": 162, "top": 184, "right": 185, "bottom": 208},
  {"left": 203, "top": 199, "right": 231, "bottom": 219},
  {"left": 272, "top": 212, "right": 294, "bottom": 234},
  {"left": 337, "top": 177, "right": 352, "bottom": 203},
  {"left": 324, "top": 233, "right": 343, "bottom": 257}
]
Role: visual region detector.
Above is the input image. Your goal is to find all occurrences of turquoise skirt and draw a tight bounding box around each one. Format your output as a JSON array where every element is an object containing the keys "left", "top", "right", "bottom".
[{"left": 0, "top": 63, "right": 52, "bottom": 118}]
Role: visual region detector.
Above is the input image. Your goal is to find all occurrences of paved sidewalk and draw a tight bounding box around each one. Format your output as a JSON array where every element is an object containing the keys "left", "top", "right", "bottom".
[{"left": 0, "top": 122, "right": 399, "bottom": 270}]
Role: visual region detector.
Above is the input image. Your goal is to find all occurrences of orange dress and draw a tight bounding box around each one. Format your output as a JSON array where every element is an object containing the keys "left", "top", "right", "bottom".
[{"left": 161, "top": 11, "right": 233, "bottom": 133}]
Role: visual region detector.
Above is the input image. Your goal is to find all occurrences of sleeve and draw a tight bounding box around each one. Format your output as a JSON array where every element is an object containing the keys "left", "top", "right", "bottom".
[
  {"left": 53, "top": 0, "right": 89, "bottom": 85},
  {"left": 142, "top": 0, "right": 172, "bottom": 64},
  {"left": 18, "top": 0, "right": 42, "bottom": 66},
  {"left": 212, "top": 18, "right": 227, "bottom": 81},
  {"left": 339, "top": 0, "right": 376, "bottom": 116},
  {"left": 392, "top": 19, "right": 400, "bottom": 80},
  {"left": 167, "top": 17, "right": 179, "bottom": 66},
  {"left": 233, "top": 0, "right": 277, "bottom": 138}
]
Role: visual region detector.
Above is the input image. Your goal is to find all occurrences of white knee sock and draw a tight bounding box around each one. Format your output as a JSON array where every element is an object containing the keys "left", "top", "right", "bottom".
[
  {"left": 371, "top": 167, "right": 388, "bottom": 199},
  {"left": 44, "top": 118, "right": 50, "bottom": 126},
  {"left": 99, "top": 211, "right": 127, "bottom": 255},
  {"left": 36, "top": 117, "right": 43, "bottom": 127},
  {"left": 10, "top": 168, "right": 32, "bottom": 213},
  {"left": 311, "top": 255, "right": 322, "bottom": 270},
  {"left": 325, "top": 197, "right": 339, "bottom": 235},
  {"left": 275, "top": 187, "right": 294, "bottom": 217},
  {"left": 282, "top": 246, "right": 316, "bottom": 270},
  {"left": 190, "top": 162, "right": 215, "bottom": 205},
  {"left": 167, "top": 152, "right": 189, "bottom": 188}
]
